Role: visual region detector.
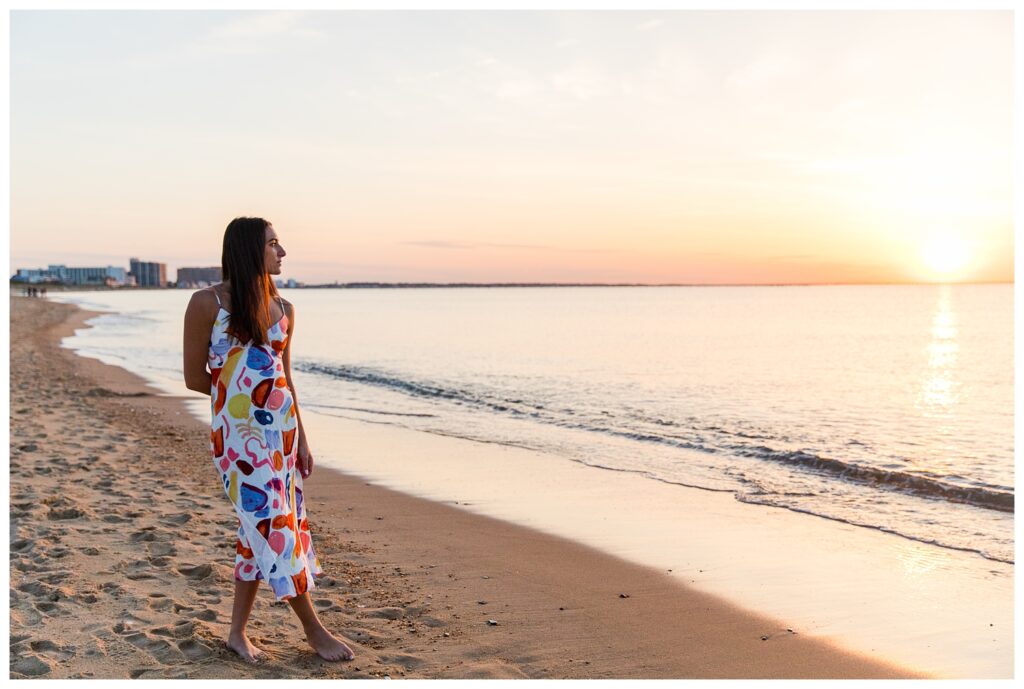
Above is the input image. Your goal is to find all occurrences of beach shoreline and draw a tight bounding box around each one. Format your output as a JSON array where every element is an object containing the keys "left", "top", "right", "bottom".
[{"left": 9, "top": 295, "right": 941, "bottom": 678}]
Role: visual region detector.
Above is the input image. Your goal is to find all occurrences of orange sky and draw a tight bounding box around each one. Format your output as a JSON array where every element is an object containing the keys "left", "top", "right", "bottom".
[{"left": 8, "top": 10, "right": 1014, "bottom": 284}]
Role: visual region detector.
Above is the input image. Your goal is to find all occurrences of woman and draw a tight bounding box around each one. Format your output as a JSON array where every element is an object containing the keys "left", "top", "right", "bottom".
[{"left": 182, "top": 217, "right": 354, "bottom": 664}]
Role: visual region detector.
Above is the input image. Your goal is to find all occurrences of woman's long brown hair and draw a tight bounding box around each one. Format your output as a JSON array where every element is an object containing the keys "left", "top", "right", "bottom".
[{"left": 221, "top": 216, "right": 279, "bottom": 346}]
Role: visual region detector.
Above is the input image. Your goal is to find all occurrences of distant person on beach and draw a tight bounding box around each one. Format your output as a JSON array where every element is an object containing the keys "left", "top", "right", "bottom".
[{"left": 182, "top": 217, "right": 354, "bottom": 664}]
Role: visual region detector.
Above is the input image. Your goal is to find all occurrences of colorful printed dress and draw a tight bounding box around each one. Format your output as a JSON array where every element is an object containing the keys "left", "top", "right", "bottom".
[{"left": 207, "top": 289, "right": 323, "bottom": 601}]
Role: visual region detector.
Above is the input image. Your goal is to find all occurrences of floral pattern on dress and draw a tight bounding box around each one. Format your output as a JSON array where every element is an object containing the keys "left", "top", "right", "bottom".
[{"left": 208, "top": 296, "right": 322, "bottom": 601}]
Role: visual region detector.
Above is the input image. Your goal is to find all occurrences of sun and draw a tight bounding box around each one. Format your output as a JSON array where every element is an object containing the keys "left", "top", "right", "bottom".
[{"left": 920, "top": 233, "right": 971, "bottom": 281}]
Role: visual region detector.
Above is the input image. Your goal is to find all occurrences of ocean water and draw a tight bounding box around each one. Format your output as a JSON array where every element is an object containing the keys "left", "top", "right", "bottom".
[{"left": 49, "top": 284, "right": 1014, "bottom": 565}]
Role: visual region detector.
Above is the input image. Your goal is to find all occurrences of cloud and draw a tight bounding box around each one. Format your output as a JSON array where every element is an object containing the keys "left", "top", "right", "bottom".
[
  {"left": 636, "top": 18, "right": 664, "bottom": 32},
  {"left": 187, "top": 11, "right": 324, "bottom": 56},
  {"left": 726, "top": 54, "right": 803, "bottom": 94},
  {"left": 401, "top": 240, "right": 548, "bottom": 250},
  {"left": 400, "top": 241, "right": 615, "bottom": 253},
  {"left": 493, "top": 77, "right": 542, "bottom": 103},
  {"left": 550, "top": 64, "right": 609, "bottom": 100}
]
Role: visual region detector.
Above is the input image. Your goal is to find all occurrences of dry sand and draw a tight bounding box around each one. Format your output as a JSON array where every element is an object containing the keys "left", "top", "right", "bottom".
[{"left": 8, "top": 296, "right": 928, "bottom": 679}]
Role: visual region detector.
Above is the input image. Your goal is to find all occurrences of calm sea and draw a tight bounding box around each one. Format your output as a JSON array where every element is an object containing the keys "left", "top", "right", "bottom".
[{"left": 49, "top": 284, "right": 1014, "bottom": 565}]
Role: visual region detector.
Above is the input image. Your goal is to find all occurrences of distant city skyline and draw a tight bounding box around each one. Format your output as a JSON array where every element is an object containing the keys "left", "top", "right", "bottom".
[{"left": 10, "top": 10, "right": 1014, "bottom": 285}]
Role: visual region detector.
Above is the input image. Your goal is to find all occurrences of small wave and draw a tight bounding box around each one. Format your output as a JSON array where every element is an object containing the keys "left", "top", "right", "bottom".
[
  {"left": 297, "top": 361, "right": 555, "bottom": 422},
  {"left": 735, "top": 493, "right": 1014, "bottom": 565},
  {"left": 297, "top": 359, "right": 1014, "bottom": 515},
  {"left": 300, "top": 362, "right": 486, "bottom": 406},
  {"left": 306, "top": 402, "right": 437, "bottom": 418},
  {"left": 729, "top": 445, "right": 1014, "bottom": 513}
]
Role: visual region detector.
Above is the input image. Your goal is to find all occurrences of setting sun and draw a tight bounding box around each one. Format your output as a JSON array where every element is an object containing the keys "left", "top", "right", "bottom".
[{"left": 921, "top": 234, "right": 971, "bottom": 281}]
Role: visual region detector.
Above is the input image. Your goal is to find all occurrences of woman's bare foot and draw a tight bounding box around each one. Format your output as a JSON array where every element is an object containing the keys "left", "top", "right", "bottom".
[
  {"left": 225, "top": 632, "right": 266, "bottom": 664},
  {"left": 304, "top": 625, "right": 354, "bottom": 661}
]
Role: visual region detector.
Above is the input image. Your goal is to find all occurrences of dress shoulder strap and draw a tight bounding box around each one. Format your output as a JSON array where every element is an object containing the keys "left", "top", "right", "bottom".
[{"left": 212, "top": 287, "right": 222, "bottom": 306}]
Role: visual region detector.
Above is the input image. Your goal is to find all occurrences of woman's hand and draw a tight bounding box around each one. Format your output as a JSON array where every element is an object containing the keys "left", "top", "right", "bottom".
[{"left": 296, "top": 442, "right": 314, "bottom": 480}]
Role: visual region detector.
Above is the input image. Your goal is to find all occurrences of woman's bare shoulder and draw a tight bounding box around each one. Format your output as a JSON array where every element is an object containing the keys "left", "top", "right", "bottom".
[{"left": 186, "top": 287, "right": 220, "bottom": 319}]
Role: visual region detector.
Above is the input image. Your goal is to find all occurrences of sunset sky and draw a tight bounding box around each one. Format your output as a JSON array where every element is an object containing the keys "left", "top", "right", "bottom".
[{"left": 9, "top": 10, "right": 1014, "bottom": 284}]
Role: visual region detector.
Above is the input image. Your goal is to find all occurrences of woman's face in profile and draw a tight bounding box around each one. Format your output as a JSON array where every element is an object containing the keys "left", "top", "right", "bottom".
[{"left": 264, "top": 224, "right": 287, "bottom": 275}]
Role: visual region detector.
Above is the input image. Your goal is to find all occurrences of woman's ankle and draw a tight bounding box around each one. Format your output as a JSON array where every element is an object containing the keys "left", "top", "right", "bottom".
[{"left": 302, "top": 620, "right": 328, "bottom": 636}]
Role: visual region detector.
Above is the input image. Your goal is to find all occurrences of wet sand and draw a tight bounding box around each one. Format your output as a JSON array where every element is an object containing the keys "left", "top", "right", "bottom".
[{"left": 8, "top": 295, "right": 927, "bottom": 679}]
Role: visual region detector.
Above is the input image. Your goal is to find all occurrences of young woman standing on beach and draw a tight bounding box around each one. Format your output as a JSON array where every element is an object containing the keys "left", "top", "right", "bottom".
[{"left": 182, "top": 217, "right": 354, "bottom": 664}]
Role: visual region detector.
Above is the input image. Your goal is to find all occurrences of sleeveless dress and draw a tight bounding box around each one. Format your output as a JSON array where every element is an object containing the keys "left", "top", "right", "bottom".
[{"left": 207, "top": 289, "right": 323, "bottom": 601}]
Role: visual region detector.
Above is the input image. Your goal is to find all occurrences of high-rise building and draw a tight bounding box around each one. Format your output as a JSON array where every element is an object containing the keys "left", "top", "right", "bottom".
[
  {"left": 129, "top": 258, "right": 168, "bottom": 287},
  {"left": 176, "top": 266, "right": 222, "bottom": 287},
  {"left": 12, "top": 265, "right": 127, "bottom": 286}
]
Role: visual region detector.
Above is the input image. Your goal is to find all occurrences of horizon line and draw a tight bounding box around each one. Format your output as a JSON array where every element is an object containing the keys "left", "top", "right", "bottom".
[
  {"left": 295, "top": 281, "right": 1013, "bottom": 287},
  {"left": 29, "top": 280, "right": 1012, "bottom": 289}
]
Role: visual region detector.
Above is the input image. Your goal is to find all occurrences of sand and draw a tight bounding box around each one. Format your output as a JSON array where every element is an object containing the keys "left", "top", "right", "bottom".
[{"left": 8, "top": 295, "right": 928, "bottom": 679}]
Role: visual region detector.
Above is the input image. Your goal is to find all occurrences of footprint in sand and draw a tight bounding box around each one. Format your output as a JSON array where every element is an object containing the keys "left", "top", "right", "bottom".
[
  {"left": 195, "top": 589, "right": 224, "bottom": 604},
  {"left": 152, "top": 619, "right": 196, "bottom": 638},
  {"left": 39, "top": 570, "right": 72, "bottom": 585},
  {"left": 79, "top": 628, "right": 110, "bottom": 654},
  {"left": 11, "top": 605, "right": 43, "bottom": 628},
  {"left": 365, "top": 607, "right": 406, "bottom": 621},
  {"left": 48, "top": 546, "right": 70, "bottom": 560},
  {"left": 112, "top": 612, "right": 152, "bottom": 635},
  {"left": 11, "top": 538, "right": 33, "bottom": 553},
  {"left": 100, "top": 581, "right": 125, "bottom": 597},
  {"left": 341, "top": 627, "right": 386, "bottom": 644},
  {"left": 377, "top": 653, "right": 427, "bottom": 671},
  {"left": 47, "top": 506, "right": 87, "bottom": 520},
  {"left": 176, "top": 563, "right": 213, "bottom": 580},
  {"left": 29, "top": 639, "right": 77, "bottom": 661},
  {"left": 148, "top": 598, "right": 174, "bottom": 612},
  {"left": 12, "top": 559, "right": 41, "bottom": 573},
  {"left": 177, "top": 638, "right": 217, "bottom": 661},
  {"left": 18, "top": 579, "right": 58, "bottom": 598},
  {"left": 148, "top": 542, "right": 177, "bottom": 557},
  {"left": 10, "top": 654, "right": 53, "bottom": 677},
  {"left": 34, "top": 600, "right": 66, "bottom": 617},
  {"left": 117, "top": 557, "right": 161, "bottom": 581},
  {"left": 129, "top": 527, "right": 161, "bottom": 542},
  {"left": 122, "top": 631, "right": 187, "bottom": 664},
  {"left": 186, "top": 608, "right": 219, "bottom": 622}
]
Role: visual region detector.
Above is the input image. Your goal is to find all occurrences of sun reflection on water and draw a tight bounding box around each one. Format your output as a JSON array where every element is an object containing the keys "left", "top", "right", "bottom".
[{"left": 917, "top": 286, "right": 961, "bottom": 416}]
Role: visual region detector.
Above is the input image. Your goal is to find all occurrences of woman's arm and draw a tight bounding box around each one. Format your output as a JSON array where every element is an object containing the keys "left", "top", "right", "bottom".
[
  {"left": 183, "top": 290, "right": 215, "bottom": 395},
  {"left": 282, "top": 301, "right": 314, "bottom": 478}
]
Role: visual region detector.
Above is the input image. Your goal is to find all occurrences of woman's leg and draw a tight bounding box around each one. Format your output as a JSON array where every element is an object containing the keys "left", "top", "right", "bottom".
[
  {"left": 225, "top": 579, "right": 265, "bottom": 663},
  {"left": 287, "top": 592, "right": 355, "bottom": 661}
]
